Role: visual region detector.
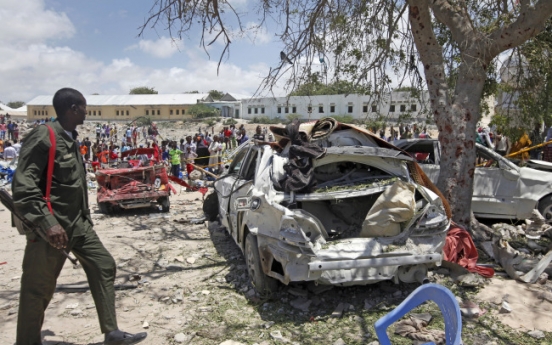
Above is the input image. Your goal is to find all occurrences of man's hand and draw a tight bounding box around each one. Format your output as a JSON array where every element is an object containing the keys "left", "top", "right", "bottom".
[{"left": 46, "top": 224, "right": 68, "bottom": 249}]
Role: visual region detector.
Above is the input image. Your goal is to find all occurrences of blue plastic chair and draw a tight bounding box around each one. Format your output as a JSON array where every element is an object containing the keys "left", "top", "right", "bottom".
[{"left": 374, "top": 283, "right": 462, "bottom": 345}]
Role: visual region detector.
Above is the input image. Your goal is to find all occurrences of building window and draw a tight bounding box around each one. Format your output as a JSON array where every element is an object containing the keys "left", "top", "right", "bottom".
[
  {"left": 285, "top": 107, "right": 289, "bottom": 113},
  {"left": 116, "top": 110, "right": 119, "bottom": 116},
  {"left": 389, "top": 105, "right": 395, "bottom": 112},
  {"left": 411, "top": 104, "right": 417, "bottom": 111},
  {"left": 277, "top": 107, "right": 282, "bottom": 114},
  {"left": 45, "top": 111, "right": 48, "bottom": 115},
  {"left": 362, "top": 105, "right": 368, "bottom": 112},
  {"left": 42, "top": 111, "right": 45, "bottom": 115},
  {"left": 307, "top": 106, "right": 312, "bottom": 112},
  {"left": 318, "top": 105, "right": 324, "bottom": 113},
  {"left": 176, "top": 109, "right": 179, "bottom": 115},
  {"left": 157, "top": 110, "right": 160, "bottom": 115},
  {"left": 261, "top": 107, "right": 265, "bottom": 114},
  {"left": 371, "top": 105, "right": 377, "bottom": 112},
  {"left": 292, "top": 106, "right": 297, "bottom": 113},
  {"left": 400, "top": 105, "right": 406, "bottom": 112},
  {"left": 170, "top": 109, "right": 173, "bottom": 115},
  {"left": 347, "top": 105, "right": 353, "bottom": 113},
  {"left": 254, "top": 108, "right": 258, "bottom": 114},
  {"left": 126, "top": 110, "right": 129, "bottom": 116},
  {"left": 329, "top": 105, "right": 335, "bottom": 113},
  {"left": 248, "top": 108, "right": 252, "bottom": 114},
  {"left": 146, "top": 110, "right": 149, "bottom": 115},
  {"left": 99, "top": 111, "right": 102, "bottom": 116},
  {"left": 34, "top": 110, "right": 37, "bottom": 115},
  {"left": 182, "top": 109, "right": 185, "bottom": 115},
  {"left": 93, "top": 111, "right": 96, "bottom": 116}
]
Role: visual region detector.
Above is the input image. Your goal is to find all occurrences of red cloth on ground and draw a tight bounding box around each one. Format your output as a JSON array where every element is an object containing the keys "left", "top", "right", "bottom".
[{"left": 443, "top": 225, "right": 494, "bottom": 278}]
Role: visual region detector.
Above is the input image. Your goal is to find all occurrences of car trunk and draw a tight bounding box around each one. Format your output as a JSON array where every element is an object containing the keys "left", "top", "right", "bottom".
[{"left": 286, "top": 150, "right": 423, "bottom": 241}]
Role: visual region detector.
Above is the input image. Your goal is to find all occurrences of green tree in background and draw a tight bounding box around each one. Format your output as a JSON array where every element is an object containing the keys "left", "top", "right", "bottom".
[
  {"left": 129, "top": 86, "right": 158, "bottom": 94},
  {"left": 6, "top": 101, "right": 25, "bottom": 109},
  {"left": 208, "top": 90, "right": 226, "bottom": 100},
  {"left": 188, "top": 104, "right": 219, "bottom": 118}
]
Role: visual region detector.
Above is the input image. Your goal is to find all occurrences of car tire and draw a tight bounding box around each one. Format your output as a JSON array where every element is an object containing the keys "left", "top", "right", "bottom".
[
  {"left": 203, "top": 192, "right": 219, "bottom": 222},
  {"left": 538, "top": 194, "right": 552, "bottom": 224},
  {"left": 98, "top": 202, "right": 111, "bottom": 215},
  {"left": 159, "top": 197, "right": 170, "bottom": 213},
  {"left": 245, "top": 232, "right": 278, "bottom": 296}
]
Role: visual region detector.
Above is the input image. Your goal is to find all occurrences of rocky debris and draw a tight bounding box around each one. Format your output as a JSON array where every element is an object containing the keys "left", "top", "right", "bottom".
[
  {"left": 527, "top": 330, "right": 545, "bottom": 339},
  {"left": 459, "top": 300, "right": 485, "bottom": 318},
  {"left": 142, "top": 321, "right": 149, "bottom": 329},
  {"left": 65, "top": 303, "right": 79, "bottom": 309},
  {"left": 289, "top": 297, "right": 311, "bottom": 312},
  {"left": 219, "top": 341, "right": 246, "bottom": 345},
  {"left": 166, "top": 264, "right": 186, "bottom": 271},
  {"left": 186, "top": 257, "right": 197, "bottom": 264},
  {"left": 333, "top": 338, "right": 346, "bottom": 345},
  {"left": 363, "top": 299, "right": 373, "bottom": 311},
  {"left": 499, "top": 301, "right": 512, "bottom": 314},
  {"left": 331, "top": 303, "right": 347, "bottom": 318},
  {"left": 174, "top": 332, "right": 195, "bottom": 343},
  {"left": 70, "top": 309, "right": 83, "bottom": 316},
  {"left": 197, "top": 326, "right": 228, "bottom": 340},
  {"left": 270, "top": 330, "right": 289, "bottom": 343},
  {"left": 288, "top": 287, "right": 308, "bottom": 297}
]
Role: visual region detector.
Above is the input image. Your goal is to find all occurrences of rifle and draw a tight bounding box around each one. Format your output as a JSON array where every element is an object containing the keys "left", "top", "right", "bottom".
[{"left": 0, "top": 188, "right": 79, "bottom": 266}]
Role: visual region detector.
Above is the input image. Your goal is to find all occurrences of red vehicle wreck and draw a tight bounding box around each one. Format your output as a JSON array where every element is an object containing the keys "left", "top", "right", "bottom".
[{"left": 95, "top": 148, "right": 175, "bottom": 214}]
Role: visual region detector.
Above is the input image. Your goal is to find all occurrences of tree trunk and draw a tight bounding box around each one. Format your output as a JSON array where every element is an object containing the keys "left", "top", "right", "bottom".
[
  {"left": 436, "top": 62, "right": 487, "bottom": 228},
  {"left": 408, "top": 1, "right": 488, "bottom": 230}
]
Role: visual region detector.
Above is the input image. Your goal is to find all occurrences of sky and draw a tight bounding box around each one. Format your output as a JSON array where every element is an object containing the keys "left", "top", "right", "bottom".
[{"left": 0, "top": 0, "right": 287, "bottom": 104}]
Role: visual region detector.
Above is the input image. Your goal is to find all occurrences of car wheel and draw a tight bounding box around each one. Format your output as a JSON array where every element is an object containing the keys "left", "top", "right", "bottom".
[
  {"left": 98, "top": 202, "right": 111, "bottom": 215},
  {"left": 203, "top": 192, "right": 219, "bottom": 222},
  {"left": 538, "top": 195, "right": 552, "bottom": 224},
  {"left": 159, "top": 197, "right": 170, "bottom": 213},
  {"left": 245, "top": 233, "right": 278, "bottom": 296}
]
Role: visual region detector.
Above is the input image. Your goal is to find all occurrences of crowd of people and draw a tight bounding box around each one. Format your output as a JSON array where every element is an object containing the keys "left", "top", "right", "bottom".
[{"left": 374, "top": 123, "right": 431, "bottom": 141}]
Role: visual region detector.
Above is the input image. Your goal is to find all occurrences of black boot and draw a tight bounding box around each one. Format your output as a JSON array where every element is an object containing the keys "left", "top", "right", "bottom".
[{"left": 104, "top": 330, "right": 147, "bottom": 345}]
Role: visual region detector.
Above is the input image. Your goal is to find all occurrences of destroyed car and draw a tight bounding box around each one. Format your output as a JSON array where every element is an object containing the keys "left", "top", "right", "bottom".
[
  {"left": 204, "top": 119, "right": 451, "bottom": 293},
  {"left": 96, "top": 148, "right": 173, "bottom": 213},
  {"left": 393, "top": 139, "right": 552, "bottom": 223}
]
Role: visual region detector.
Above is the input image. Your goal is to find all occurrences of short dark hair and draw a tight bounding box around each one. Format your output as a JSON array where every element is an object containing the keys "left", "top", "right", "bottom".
[{"left": 52, "top": 88, "right": 84, "bottom": 118}]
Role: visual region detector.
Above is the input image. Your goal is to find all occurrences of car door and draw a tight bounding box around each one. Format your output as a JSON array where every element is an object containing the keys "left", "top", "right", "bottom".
[
  {"left": 227, "top": 146, "right": 260, "bottom": 242},
  {"left": 217, "top": 146, "right": 250, "bottom": 230},
  {"left": 471, "top": 145, "right": 520, "bottom": 218}
]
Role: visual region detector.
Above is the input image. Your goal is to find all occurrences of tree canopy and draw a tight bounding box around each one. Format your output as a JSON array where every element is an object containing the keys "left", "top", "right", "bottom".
[
  {"left": 129, "top": 86, "right": 158, "bottom": 94},
  {"left": 188, "top": 104, "right": 220, "bottom": 118},
  {"left": 6, "top": 101, "right": 25, "bottom": 109},
  {"left": 208, "top": 90, "right": 226, "bottom": 100},
  {"left": 289, "top": 76, "right": 370, "bottom": 96},
  {"left": 141, "top": 1, "right": 552, "bottom": 230}
]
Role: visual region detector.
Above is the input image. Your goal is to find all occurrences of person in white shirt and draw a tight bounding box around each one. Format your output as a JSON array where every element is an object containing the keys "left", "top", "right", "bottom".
[
  {"left": 12, "top": 139, "right": 22, "bottom": 155},
  {"left": 208, "top": 135, "right": 222, "bottom": 174},
  {"left": 4, "top": 142, "right": 17, "bottom": 161}
]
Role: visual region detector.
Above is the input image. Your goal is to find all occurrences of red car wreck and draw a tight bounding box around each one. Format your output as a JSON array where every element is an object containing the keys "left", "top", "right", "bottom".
[{"left": 95, "top": 148, "right": 174, "bottom": 214}]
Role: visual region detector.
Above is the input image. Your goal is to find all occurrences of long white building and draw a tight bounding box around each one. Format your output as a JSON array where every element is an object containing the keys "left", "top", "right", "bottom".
[{"left": 239, "top": 91, "right": 432, "bottom": 122}]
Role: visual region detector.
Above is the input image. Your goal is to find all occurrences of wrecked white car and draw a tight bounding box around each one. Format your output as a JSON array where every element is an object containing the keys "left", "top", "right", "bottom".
[
  {"left": 204, "top": 119, "right": 451, "bottom": 293},
  {"left": 393, "top": 139, "right": 552, "bottom": 224}
]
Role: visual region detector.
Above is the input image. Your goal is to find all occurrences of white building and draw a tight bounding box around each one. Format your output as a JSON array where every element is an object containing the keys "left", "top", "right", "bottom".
[{"left": 239, "top": 91, "right": 433, "bottom": 123}]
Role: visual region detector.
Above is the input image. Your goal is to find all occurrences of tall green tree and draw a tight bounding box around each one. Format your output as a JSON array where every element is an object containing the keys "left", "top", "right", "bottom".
[
  {"left": 208, "top": 90, "right": 226, "bottom": 100},
  {"left": 6, "top": 101, "right": 25, "bottom": 109},
  {"left": 188, "top": 104, "right": 219, "bottom": 118},
  {"left": 141, "top": 0, "right": 552, "bottom": 230},
  {"left": 129, "top": 86, "right": 158, "bottom": 94}
]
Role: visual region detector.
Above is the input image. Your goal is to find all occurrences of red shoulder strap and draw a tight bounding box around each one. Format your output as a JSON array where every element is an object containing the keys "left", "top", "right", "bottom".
[{"left": 43, "top": 125, "right": 56, "bottom": 214}]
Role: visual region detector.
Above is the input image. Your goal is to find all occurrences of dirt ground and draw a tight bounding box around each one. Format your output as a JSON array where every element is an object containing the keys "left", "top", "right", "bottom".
[{"left": 1, "top": 119, "right": 551, "bottom": 344}]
